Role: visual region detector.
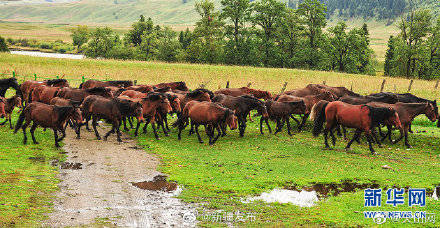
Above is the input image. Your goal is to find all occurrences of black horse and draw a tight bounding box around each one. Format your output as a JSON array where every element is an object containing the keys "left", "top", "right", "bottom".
[{"left": 0, "top": 77, "right": 22, "bottom": 98}]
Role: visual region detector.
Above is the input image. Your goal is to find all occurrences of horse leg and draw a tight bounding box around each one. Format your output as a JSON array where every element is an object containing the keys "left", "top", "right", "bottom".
[
  {"left": 53, "top": 129, "right": 60, "bottom": 147},
  {"left": 408, "top": 123, "right": 413, "bottom": 133},
  {"left": 159, "top": 118, "right": 169, "bottom": 136},
  {"left": 0, "top": 118, "right": 7, "bottom": 126},
  {"left": 365, "top": 133, "right": 376, "bottom": 154},
  {"left": 239, "top": 117, "right": 246, "bottom": 137},
  {"left": 92, "top": 116, "right": 101, "bottom": 140},
  {"left": 164, "top": 116, "right": 170, "bottom": 132},
  {"left": 85, "top": 114, "right": 92, "bottom": 131},
  {"left": 143, "top": 121, "right": 149, "bottom": 134},
  {"left": 128, "top": 116, "right": 134, "bottom": 129},
  {"left": 404, "top": 126, "right": 411, "bottom": 148},
  {"left": 8, "top": 114, "right": 13, "bottom": 129},
  {"left": 330, "top": 126, "right": 337, "bottom": 146},
  {"left": 58, "top": 128, "right": 67, "bottom": 142},
  {"left": 345, "top": 129, "right": 361, "bottom": 150},
  {"left": 30, "top": 122, "right": 39, "bottom": 144},
  {"left": 151, "top": 122, "right": 160, "bottom": 140},
  {"left": 116, "top": 122, "right": 122, "bottom": 142},
  {"left": 210, "top": 125, "right": 222, "bottom": 145},
  {"left": 265, "top": 118, "right": 272, "bottom": 134},
  {"left": 221, "top": 122, "right": 227, "bottom": 137},
  {"left": 259, "top": 118, "right": 265, "bottom": 135},
  {"left": 323, "top": 128, "right": 330, "bottom": 149},
  {"left": 75, "top": 121, "right": 81, "bottom": 139},
  {"left": 286, "top": 117, "right": 293, "bottom": 136},
  {"left": 22, "top": 120, "right": 30, "bottom": 145},
  {"left": 290, "top": 115, "right": 300, "bottom": 124},
  {"left": 123, "top": 117, "right": 129, "bottom": 132},
  {"left": 188, "top": 120, "right": 194, "bottom": 136},
  {"left": 298, "top": 113, "right": 309, "bottom": 132},
  {"left": 274, "top": 118, "right": 284, "bottom": 135},
  {"left": 194, "top": 124, "right": 204, "bottom": 144},
  {"left": 103, "top": 125, "right": 115, "bottom": 141},
  {"left": 371, "top": 127, "right": 382, "bottom": 148},
  {"left": 335, "top": 125, "right": 342, "bottom": 137},
  {"left": 248, "top": 112, "right": 253, "bottom": 122}
]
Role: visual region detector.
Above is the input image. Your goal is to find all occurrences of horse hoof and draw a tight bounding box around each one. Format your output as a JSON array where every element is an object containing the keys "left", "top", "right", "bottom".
[
  {"left": 103, "top": 137, "right": 108, "bottom": 141},
  {"left": 33, "top": 142, "right": 39, "bottom": 145},
  {"left": 96, "top": 137, "right": 101, "bottom": 140},
  {"left": 345, "top": 147, "right": 352, "bottom": 152},
  {"left": 155, "top": 137, "right": 160, "bottom": 140},
  {"left": 199, "top": 141, "right": 204, "bottom": 144}
]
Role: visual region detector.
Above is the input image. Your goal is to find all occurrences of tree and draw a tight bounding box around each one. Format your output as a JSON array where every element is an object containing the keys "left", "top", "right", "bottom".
[
  {"left": 220, "top": 0, "right": 251, "bottom": 64},
  {"left": 297, "top": 0, "right": 326, "bottom": 68},
  {"left": 85, "top": 27, "right": 120, "bottom": 58},
  {"left": 384, "top": 35, "right": 396, "bottom": 76},
  {"left": 71, "top": 25, "right": 89, "bottom": 49},
  {"left": 251, "top": 0, "right": 287, "bottom": 66},
  {"left": 187, "top": 0, "right": 225, "bottom": 63},
  {"left": 125, "top": 15, "right": 154, "bottom": 46},
  {"left": 279, "top": 8, "right": 305, "bottom": 68},
  {"left": 0, "top": 36, "right": 9, "bottom": 52}
]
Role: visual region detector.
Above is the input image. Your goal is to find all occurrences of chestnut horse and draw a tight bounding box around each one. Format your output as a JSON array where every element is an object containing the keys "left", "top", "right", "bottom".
[
  {"left": 14, "top": 102, "right": 80, "bottom": 147},
  {"left": 82, "top": 96, "right": 144, "bottom": 142},
  {"left": 49, "top": 97, "right": 83, "bottom": 139},
  {"left": 312, "top": 101, "right": 402, "bottom": 154},
  {"left": 212, "top": 94, "right": 268, "bottom": 137},
  {"left": 215, "top": 87, "right": 272, "bottom": 100},
  {"left": 173, "top": 101, "right": 238, "bottom": 145},
  {"left": 176, "top": 88, "right": 213, "bottom": 110},
  {"left": 79, "top": 80, "right": 133, "bottom": 89},
  {"left": 30, "top": 85, "right": 61, "bottom": 104},
  {"left": 21, "top": 79, "right": 69, "bottom": 104},
  {"left": 120, "top": 90, "right": 147, "bottom": 99},
  {"left": 0, "top": 95, "right": 22, "bottom": 129},
  {"left": 307, "top": 84, "right": 360, "bottom": 98},
  {"left": 367, "top": 102, "right": 437, "bottom": 148},
  {"left": 125, "top": 85, "right": 155, "bottom": 93}
]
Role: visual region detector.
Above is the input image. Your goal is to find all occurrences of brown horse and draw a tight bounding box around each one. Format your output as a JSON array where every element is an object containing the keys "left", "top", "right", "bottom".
[
  {"left": 155, "top": 93, "right": 182, "bottom": 134},
  {"left": 30, "top": 85, "right": 61, "bottom": 104},
  {"left": 154, "top": 81, "right": 189, "bottom": 91},
  {"left": 0, "top": 95, "right": 22, "bottom": 129},
  {"left": 49, "top": 97, "right": 83, "bottom": 139},
  {"left": 134, "top": 93, "right": 172, "bottom": 139},
  {"left": 262, "top": 100, "right": 306, "bottom": 135},
  {"left": 14, "top": 102, "right": 80, "bottom": 147},
  {"left": 177, "top": 89, "right": 213, "bottom": 110},
  {"left": 57, "top": 87, "right": 113, "bottom": 102},
  {"left": 125, "top": 85, "right": 155, "bottom": 93},
  {"left": 212, "top": 94, "right": 269, "bottom": 137},
  {"left": 283, "top": 85, "right": 327, "bottom": 97},
  {"left": 173, "top": 101, "right": 238, "bottom": 145},
  {"left": 307, "top": 84, "right": 360, "bottom": 98},
  {"left": 312, "top": 101, "right": 402, "bottom": 154},
  {"left": 339, "top": 94, "right": 398, "bottom": 105},
  {"left": 276, "top": 91, "right": 338, "bottom": 131},
  {"left": 79, "top": 80, "right": 133, "bottom": 89},
  {"left": 81, "top": 96, "right": 144, "bottom": 142},
  {"left": 21, "top": 79, "right": 69, "bottom": 104},
  {"left": 367, "top": 102, "right": 437, "bottom": 148},
  {"left": 120, "top": 90, "right": 147, "bottom": 99},
  {"left": 215, "top": 87, "right": 272, "bottom": 100}
]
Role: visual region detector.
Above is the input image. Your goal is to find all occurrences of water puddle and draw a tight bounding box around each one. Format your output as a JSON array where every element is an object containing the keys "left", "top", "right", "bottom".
[
  {"left": 131, "top": 175, "right": 178, "bottom": 192},
  {"left": 286, "top": 180, "right": 380, "bottom": 197},
  {"left": 28, "top": 156, "right": 45, "bottom": 162},
  {"left": 244, "top": 189, "right": 319, "bottom": 207}
]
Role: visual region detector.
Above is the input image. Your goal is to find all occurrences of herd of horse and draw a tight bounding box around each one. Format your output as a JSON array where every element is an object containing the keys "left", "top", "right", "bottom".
[{"left": 0, "top": 77, "right": 438, "bottom": 154}]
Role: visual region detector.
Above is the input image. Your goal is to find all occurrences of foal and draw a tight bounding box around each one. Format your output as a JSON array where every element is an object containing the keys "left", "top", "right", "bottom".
[
  {"left": 262, "top": 100, "right": 306, "bottom": 136},
  {"left": 0, "top": 95, "right": 22, "bottom": 129}
]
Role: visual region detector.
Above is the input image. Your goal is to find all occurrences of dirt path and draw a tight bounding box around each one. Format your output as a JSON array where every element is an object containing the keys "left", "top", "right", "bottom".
[{"left": 44, "top": 125, "right": 196, "bottom": 227}]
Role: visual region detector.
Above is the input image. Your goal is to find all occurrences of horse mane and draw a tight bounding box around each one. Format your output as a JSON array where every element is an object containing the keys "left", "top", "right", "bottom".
[
  {"left": 165, "top": 93, "right": 177, "bottom": 102},
  {"left": 155, "top": 87, "right": 171, "bottom": 93},
  {"left": 176, "top": 81, "right": 188, "bottom": 91},
  {"left": 365, "top": 105, "right": 395, "bottom": 126},
  {"left": 0, "top": 77, "right": 17, "bottom": 86},
  {"left": 187, "top": 88, "right": 213, "bottom": 98},
  {"left": 45, "top": 79, "right": 67, "bottom": 86},
  {"left": 114, "top": 98, "right": 133, "bottom": 113},
  {"left": 85, "top": 87, "right": 110, "bottom": 94},
  {"left": 194, "top": 88, "right": 214, "bottom": 99},
  {"left": 146, "top": 92, "right": 162, "bottom": 101}
]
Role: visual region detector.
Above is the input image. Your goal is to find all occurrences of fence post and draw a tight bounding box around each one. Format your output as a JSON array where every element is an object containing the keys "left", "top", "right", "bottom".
[
  {"left": 56, "top": 75, "right": 59, "bottom": 79},
  {"left": 134, "top": 80, "right": 137, "bottom": 85},
  {"left": 12, "top": 71, "right": 16, "bottom": 78},
  {"left": 394, "top": 85, "right": 397, "bottom": 93},
  {"left": 323, "top": 81, "right": 326, "bottom": 85},
  {"left": 226, "top": 81, "right": 230, "bottom": 88},
  {"left": 380, "top": 79, "right": 386, "bottom": 92},
  {"left": 82, "top": 75, "right": 85, "bottom": 83},
  {"left": 280, "top": 82, "right": 288, "bottom": 94},
  {"left": 435, "top": 79, "right": 439, "bottom": 89},
  {"left": 407, "top": 79, "right": 413, "bottom": 92},
  {"left": 34, "top": 73, "right": 37, "bottom": 81},
  {"left": 350, "top": 82, "right": 353, "bottom": 91},
  {"left": 247, "top": 82, "right": 252, "bottom": 87}
]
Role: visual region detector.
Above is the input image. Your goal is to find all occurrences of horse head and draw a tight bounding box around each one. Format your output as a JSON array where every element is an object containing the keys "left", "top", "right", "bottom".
[
  {"left": 387, "top": 108, "right": 402, "bottom": 130},
  {"left": 225, "top": 109, "right": 238, "bottom": 130},
  {"left": 425, "top": 102, "right": 437, "bottom": 122},
  {"left": 167, "top": 94, "right": 181, "bottom": 113}
]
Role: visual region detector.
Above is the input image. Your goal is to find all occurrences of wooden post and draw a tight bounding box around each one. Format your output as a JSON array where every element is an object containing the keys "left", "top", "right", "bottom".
[
  {"left": 394, "top": 85, "right": 397, "bottom": 93},
  {"left": 34, "top": 73, "right": 37, "bottom": 81},
  {"left": 134, "top": 80, "right": 137, "bottom": 85},
  {"left": 247, "top": 82, "right": 252, "bottom": 87},
  {"left": 82, "top": 75, "right": 85, "bottom": 83},
  {"left": 407, "top": 79, "right": 413, "bottom": 92},
  {"left": 280, "top": 82, "right": 288, "bottom": 94},
  {"left": 226, "top": 81, "right": 230, "bottom": 88},
  {"left": 435, "top": 79, "right": 439, "bottom": 89},
  {"left": 350, "top": 82, "right": 353, "bottom": 91},
  {"left": 380, "top": 79, "right": 386, "bottom": 92},
  {"left": 323, "top": 81, "right": 326, "bottom": 85},
  {"left": 12, "top": 71, "right": 15, "bottom": 78}
]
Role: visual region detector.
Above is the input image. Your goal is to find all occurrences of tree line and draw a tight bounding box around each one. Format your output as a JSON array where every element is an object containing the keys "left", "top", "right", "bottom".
[
  {"left": 384, "top": 9, "right": 440, "bottom": 80},
  {"left": 73, "top": 0, "right": 376, "bottom": 75}
]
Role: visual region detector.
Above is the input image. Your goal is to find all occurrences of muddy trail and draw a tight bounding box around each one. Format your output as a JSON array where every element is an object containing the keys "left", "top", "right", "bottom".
[{"left": 44, "top": 125, "right": 196, "bottom": 227}]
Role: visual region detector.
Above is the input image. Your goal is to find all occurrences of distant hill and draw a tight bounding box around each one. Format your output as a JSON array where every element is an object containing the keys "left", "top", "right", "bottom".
[{"left": 0, "top": 0, "right": 437, "bottom": 25}]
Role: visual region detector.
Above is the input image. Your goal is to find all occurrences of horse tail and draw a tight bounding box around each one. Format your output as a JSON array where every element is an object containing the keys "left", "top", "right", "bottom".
[
  {"left": 312, "top": 101, "right": 329, "bottom": 137},
  {"left": 14, "top": 107, "right": 26, "bottom": 134}
]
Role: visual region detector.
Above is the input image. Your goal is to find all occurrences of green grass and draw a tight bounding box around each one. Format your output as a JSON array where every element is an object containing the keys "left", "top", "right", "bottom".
[
  {"left": 133, "top": 115, "right": 440, "bottom": 226},
  {"left": 0, "top": 109, "right": 65, "bottom": 226}
]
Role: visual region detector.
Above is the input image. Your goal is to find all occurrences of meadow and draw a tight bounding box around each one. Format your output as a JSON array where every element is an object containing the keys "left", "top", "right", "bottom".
[{"left": 0, "top": 53, "right": 439, "bottom": 226}]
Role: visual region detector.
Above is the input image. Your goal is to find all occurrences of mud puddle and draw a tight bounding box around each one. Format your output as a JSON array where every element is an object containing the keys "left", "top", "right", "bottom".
[
  {"left": 132, "top": 175, "right": 178, "bottom": 192},
  {"left": 286, "top": 180, "right": 380, "bottom": 198}
]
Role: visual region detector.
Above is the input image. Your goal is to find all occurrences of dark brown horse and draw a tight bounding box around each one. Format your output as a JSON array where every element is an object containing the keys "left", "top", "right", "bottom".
[
  {"left": 177, "top": 88, "right": 213, "bottom": 110},
  {"left": 30, "top": 85, "right": 61, "bottom": 104},
  {"left": 367, "top": 102, "right": 437, "bottom": 148},
  {"left": 155, "top": 93, "right": 182, "bottom": 134},
  {"left": 312, "top": 101, "right": 402, "bottom": 154},
  {"left": 154, "top": 81, "right": 189, "bottom": 91},
  {"left": 307, "top": 84, "right": 360, "bottom": 98},
  {"left": 276, "top": 91, "right": 338, "bottom": 131},
  {"left": 0, "top": 77, "right": 22, "bottom": 99},
  {"left": 21, "top": 79, "right": 69, "bottom": 104},
  {"left": 261, "top": 100, "right": 306, "bottom": 135},
  {"left": 173, "top": 101, "right": 238, "bottom": 145},
  {"left": 81, "top": 96, "right": 144, "bottom": 142},
  {"left": 339, "top": 94, "right": 398, "bottom": 105},
  {"left": 14, "top": 102, "right": 80, "bottom": 147},
  {"left": 134, "top": 93, "right": 172, "bottom": 139},
  {"left": 57, "top": 87, "right": 113, "bottom": 102},
  {"left": 0, "top": 95, "right": 22, "bottom": 129},
  {"left": 49, "top": 97, "right": 83, "bottom": 139},
  {"left": 125, "top": 85, "right": 155, "bottom": 93},
  {"left": 79, "top": 80, "right": 133, "bottom": 89},
  {"left": 212, "top": 94, "right": 268, "bottom": 137},
  {"left": 215, "top": 87, "right": 272, "bottom": 100}
]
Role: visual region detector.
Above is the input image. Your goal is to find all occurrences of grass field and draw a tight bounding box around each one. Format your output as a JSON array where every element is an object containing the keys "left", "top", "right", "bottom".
[{"left": 0, "top": 53, "right": 439, "bottom": 226}]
